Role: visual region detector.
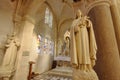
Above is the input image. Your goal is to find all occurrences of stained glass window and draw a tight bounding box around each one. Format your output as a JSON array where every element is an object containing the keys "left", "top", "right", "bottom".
[
  {"left": 37, "top": 35, "right": 54, "bottom": 55},
  {"left": 45, "top": 7, "right": 53, "bottom": 28}
]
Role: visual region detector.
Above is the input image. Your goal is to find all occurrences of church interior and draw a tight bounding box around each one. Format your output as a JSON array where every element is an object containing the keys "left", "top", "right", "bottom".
[{"left": 0, "top": 0, "right": 120, "bottom": 80}]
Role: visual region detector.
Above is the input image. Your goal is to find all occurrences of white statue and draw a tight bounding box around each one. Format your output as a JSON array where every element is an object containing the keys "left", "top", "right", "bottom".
[
  {"left": 2, "top": 33, "right": 20, "bottom": 68},
  {"left": 63, "top": 30, "right": 70, "bottom": 56},
  {"left": 70, "top": 10, "right": 97, "bottom": 72}
]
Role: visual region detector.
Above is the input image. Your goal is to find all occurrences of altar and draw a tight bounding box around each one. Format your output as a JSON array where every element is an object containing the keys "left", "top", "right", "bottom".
[{"left": 54, "top": 56, "right": 71, "bottom": 67}]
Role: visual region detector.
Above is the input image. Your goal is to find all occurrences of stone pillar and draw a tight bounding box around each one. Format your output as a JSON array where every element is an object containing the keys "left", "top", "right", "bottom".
[
  {"left": 110, "top": 0, "right": 120, "bottom": 56},
  {"left": 88, "top": 2, "right": 120, "bottom": 80},
  {"left": 14, "top": 15, "right": 35, "bottom": 80}
]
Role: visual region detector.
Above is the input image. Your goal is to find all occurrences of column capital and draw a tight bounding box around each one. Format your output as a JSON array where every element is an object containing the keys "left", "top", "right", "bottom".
[
  {"left": 13, "top": 14, "right": 35, "bottom": 24},
  {"left": 13, "top": 14, "right": 22, "bottom": 23},
  {"left": 22, "top": 15, "right": 35, "bottom": 24},
  {"left": 86, "top": 0, "right": 111, "bottom": 15},
  {"left": 12, "top": 14, "right": 35, "bottom": 36}
]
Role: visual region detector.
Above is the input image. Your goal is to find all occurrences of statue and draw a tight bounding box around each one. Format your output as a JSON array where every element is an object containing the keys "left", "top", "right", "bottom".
[
  {"left": 70, "top": 10, "right": 98, "bottom": 80},
  {"left": 55, "top": 31, "right": 71, "bottom": 67},
  {"left": 2, "top": 33, "right": 20, "bottom": 68},
  {"left": 63, "top": 30, "right": 70, "bottom": 56}
]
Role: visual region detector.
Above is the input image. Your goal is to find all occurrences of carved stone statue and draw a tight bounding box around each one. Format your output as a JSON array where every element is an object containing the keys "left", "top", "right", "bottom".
[
  {"left": 2, "top": 33, "right": 20, "bottom": 69},
  {"left": 0, "top": 33, "right": 20, "bottom": 80},
  {"left": 70, "top": 10, "right": 98, "bottom": 80},
  {"left": 63, "top": 30, "right": 70, "bottom": 56}
]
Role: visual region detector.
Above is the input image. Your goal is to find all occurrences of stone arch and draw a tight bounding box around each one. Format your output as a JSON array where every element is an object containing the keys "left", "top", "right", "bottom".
[
  {"left": 58, "top": 2, "right": 74, "bottom": 32},
  {"left": 86, "top": 0, "right": 111, "bottom": 15},
  {"left": 26, "top": 0, "right": 57, "bottom": 26},
  {"left": 58, "top": 18, "right": 73, "bottom": 34},
  {"left": 58, "top": 18, "right": 73, "bottom": 41},
  {"left": 44, "top": 1, "right": 58, "bottom": 25}
]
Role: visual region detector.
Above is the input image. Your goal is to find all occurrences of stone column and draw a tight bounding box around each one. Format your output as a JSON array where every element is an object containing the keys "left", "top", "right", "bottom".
[
  {"left": 88, "top": 2, "right": 120, "bottom": 80},
  {"left": 14, "top": 15, "right": 35, "bottom": 80},
  {"left": 110, "top": 0, "right": 120, "bottom": 56}
]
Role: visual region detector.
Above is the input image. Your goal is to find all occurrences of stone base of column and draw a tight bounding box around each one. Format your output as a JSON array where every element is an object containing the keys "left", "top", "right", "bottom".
[{"left": 73, "top": 69, "right": 99, "bottom": 80}]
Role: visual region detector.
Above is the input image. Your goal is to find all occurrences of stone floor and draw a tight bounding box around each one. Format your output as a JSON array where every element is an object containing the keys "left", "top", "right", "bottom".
[
  {"left": 34, "top": 75, "right": 72, "bottom": 80},
  {"left": 33, "top": 67, "right": 73, "bottom": 80}
]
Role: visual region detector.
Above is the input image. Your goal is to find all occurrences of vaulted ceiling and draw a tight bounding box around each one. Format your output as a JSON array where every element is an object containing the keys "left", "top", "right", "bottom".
[
  {"left": 1, "top": 0, "right": 120, "bottom": 41},
  {"left": 0, "top": 0, "right": 13, "bottom": 12},
  {"left": 30, "top": 0, "right": 75, "bottom": 41}
]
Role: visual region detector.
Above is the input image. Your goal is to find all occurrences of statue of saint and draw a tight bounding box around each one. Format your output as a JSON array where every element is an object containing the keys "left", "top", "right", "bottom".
[
  {"left": 2, "top": 33, "right": 20, "bottom": 68},
  {"left": 70, "top": 10, "right": 97, "bottom": 72},
  {"left": 63, "top": 30, "right": 70, "bottom": 56}
]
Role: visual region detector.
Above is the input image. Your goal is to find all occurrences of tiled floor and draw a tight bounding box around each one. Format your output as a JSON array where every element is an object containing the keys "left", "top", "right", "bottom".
[
  {"left": 34, "top": 75, "right": 72, "bottom": 80},
  {"left": 34, "top": 67, "right": 72, "bottom": 80}
]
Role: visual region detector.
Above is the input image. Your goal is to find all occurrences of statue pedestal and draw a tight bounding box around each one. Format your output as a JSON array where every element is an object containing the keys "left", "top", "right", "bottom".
[
  {"left": 73, "top": 69, "right": 99, "bottom": 80},
  {"left": 0, "top": 66, "right": 15, "bottom": 80}
]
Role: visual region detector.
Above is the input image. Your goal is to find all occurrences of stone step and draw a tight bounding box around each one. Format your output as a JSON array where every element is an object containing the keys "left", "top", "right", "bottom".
[
  {"left": 34, "top": 75, "right": 72, "bottom": 80},
  {"left": 34, "top": 67, "right": 72, "bottom": 80}
]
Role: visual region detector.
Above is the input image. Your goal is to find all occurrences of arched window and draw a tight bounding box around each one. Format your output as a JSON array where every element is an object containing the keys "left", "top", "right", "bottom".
[{"left": 45, "top": 7, "right": 53, "bottom": 28}]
